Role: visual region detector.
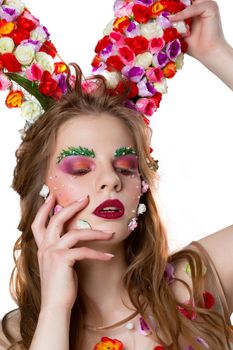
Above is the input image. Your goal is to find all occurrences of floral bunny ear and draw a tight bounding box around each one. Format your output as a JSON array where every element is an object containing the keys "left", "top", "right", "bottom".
[
  {"left": 0, "top": 0, "right": 69, "bottom": 127},
  {"left": 91, "top": 0, "right": 192, "bottom": 125}
]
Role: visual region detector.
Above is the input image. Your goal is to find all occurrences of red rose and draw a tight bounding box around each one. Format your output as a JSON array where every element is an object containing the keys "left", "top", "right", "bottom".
[
  {"left": 39, "top": 40, "right": 57, "bottom": 58},
  {"left": 177, "top": 305, "right": 197, "bottom": 321},
  {"left": 180, "top": 38, "right": 188, "bottom": 53},
  {"left": 163, "top": 27, "right": 179, "bottom": 43},
  {"left": 118, "top": 46, "right": 135, "bottom": 64},
  {"left": 0, "top": 53, "right": 21, "bottom": 72},
  {"left": 125, "top": 36, "right": 149, "bottom": 55},
  {"left": 17, "top": 13, "right": 36, "bottom": 32},
  {"left": 161, "top": 0, "right": 186, "bottom": 14},
  {"left": 203, "top": 291, "right": 215, "bottom": 309},
  {"left": 132, "top": 4, "right": 150, "bottom": 24},
  {"left": 113, "top": 16, "right": 131, "bottom": 34},
  {"left": 106, "top": 55, "right": 124, "bottom": 72},
  {"left": 39, "top": 71, "right": 58, "bottom": 97},
  {"left": 127, "top": 81, "right": 138, "bottom": 99},
  {"left": 9, "top": 28, "right": 30, "bottom": 45},
  {"left": 95, "top": 35, "right": 111, "bottom": 53},
  {"left": 91, "top": 54, "right": 101, "bottom": 69},
  {"left": 151, "top": 92, "right": 162, "bottom": 108},
  {"left": 163, "top": 62, "right": 177, "bottom": 78}
]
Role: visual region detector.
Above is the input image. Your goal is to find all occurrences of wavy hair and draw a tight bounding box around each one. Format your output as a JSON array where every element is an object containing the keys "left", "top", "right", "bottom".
[{"left": 2, "top": 63, "right": 233, "bottom": 349}]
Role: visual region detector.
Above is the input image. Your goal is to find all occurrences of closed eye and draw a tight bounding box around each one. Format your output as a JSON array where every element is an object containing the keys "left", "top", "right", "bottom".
[
  {"left": 116, "top": 168, "right": 136, "bottom": 175},
  {"left": 71, "top": 168, "right": 137, "bottom": 177}
]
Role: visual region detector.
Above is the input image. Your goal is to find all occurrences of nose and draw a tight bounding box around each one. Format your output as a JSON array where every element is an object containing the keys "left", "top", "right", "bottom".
[{"left": 96, "top": 165, "right": 122, "bottom": 193}]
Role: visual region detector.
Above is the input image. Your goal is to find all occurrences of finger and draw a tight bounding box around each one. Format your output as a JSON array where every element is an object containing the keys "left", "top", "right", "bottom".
[
  {"left": 45, "top": 196, "right": 90, "bottom": 243},
  {"left": 55, "top": 229, "right": 115, "bottom": 249},
  {"left": 169, "top": 1, "right": 218, "bottom": 22},
  {"left": 31, "top": 193, "right": 56, "bottom": 247},
  {"left": 64, "top": 247, "right": 115, "bottom": 266}
]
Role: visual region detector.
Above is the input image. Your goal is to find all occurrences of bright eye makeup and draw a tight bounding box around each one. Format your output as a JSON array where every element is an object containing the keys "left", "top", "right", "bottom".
[
  {"left": 58, "top": 156, "right": 95, "bottom": 176},
  {"left": 114, "top": 155, "right": 139, "bottom": 175}
]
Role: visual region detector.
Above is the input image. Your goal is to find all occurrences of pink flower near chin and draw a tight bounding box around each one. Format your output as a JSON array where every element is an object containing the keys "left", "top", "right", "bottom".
[
  {"left": 128, "top": 217, "right": 138, "bottom": 231},
  {"left": 136, "top": 98, "right": 156, "bottom": 116},
  {"left": 146, "top": 67, "right": 163, "bottom": 83},
  {"left": 0, "top": 73, "right": 12, "bottom": 90},
  {"left": 25, "top": 63, "right": 43, "bottom": 81}
]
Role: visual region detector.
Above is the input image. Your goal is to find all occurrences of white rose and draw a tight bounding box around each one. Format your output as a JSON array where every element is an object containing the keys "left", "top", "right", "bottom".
[
  {"left": 30, "top": 26, "right": 47, "bottom": 43},
  {"left": 102, "top": 71, "right": 120, "bottom": 89},
  {"left": 172, "top": 21, "right": 188, "bottom": 35},
  {"left": 35, "top": 52, "right": 54, "bottom": 74},
  {"left": 137, "top": 203, "right": 147, "bottom": 215},
  {"left": 39, "top": 184, "right": 50, "bottom": 199},
  {"left": 15, "top": 44, "right": 35, "bottom": 65},
  {"left": 135, "top": 52, "right": 152, "bottom": 69},
  {"left": 140, "top": 22, "right": 163, "bottom": 40},
  {"left": 0, "top": 37, "right": 15, "bottom": 54},
  {"left": 21, "top": 100, "right": 43, "bottom": 123},
  {"left": 154, "top": 79, "right": 168, "bottom": 94},
  {"left": 176, "top": 53, "right": 184, "bottom": 70},
  {"left": 103, "top": 19, "right": 114, "bottom": 35},
  {"left": 5, "top": 0, "right": 25, "bottom": 14}
]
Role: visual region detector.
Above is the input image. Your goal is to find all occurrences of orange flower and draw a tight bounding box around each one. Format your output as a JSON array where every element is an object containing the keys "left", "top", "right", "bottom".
[
  {"left": 0, "top": 19, "right": 15, "bottom": 36},
  {"left": 149, "top": 3, "right": 164, "bottom": 18},
  {"left": 93, "top": 337, "right": 123, "bottom": 350},
  {"left": 113, "top": 16, "right": 131, "bottom": 33},
  {"left": 5, "top": 90, "right": 24, "bottom": 108},
  {"left": 54, "top": 62, "right": 68, "bottom": 74},
  {"left": 163, "top": 62, "right": 177, "bottom": 78}
]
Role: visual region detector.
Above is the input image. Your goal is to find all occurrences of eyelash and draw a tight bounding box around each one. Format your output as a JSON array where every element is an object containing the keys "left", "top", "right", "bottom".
[{"left": 71, "top": 167, "right": 136, "bottom": 177}]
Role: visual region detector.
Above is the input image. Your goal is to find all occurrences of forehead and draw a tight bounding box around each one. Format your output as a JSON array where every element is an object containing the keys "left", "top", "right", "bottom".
[{"left": 54, "top": 114, "right": 136, "bottom": 154}]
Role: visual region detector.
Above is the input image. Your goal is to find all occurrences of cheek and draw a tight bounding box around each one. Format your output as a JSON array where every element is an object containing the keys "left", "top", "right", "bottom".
[{"left": 47, "top": 173, "right": 85, "bottom": 206}]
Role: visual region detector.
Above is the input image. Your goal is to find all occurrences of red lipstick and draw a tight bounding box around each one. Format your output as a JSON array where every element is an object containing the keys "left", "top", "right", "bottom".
[{"left": 93, "top": 199, "right": 125, "bottom": 219}]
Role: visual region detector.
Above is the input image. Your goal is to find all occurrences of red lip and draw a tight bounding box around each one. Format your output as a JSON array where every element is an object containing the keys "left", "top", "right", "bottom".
[{"left": 93, "top": 199, "right": 125, "bottom": 219}]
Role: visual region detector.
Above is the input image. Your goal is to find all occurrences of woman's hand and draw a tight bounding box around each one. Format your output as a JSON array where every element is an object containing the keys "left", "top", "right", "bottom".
[
  {"left": 31, "top": 194, "right": 115, "bottom": 312},
  {"left": 170, "top": 0, "right": 226, "bottom": 62}
]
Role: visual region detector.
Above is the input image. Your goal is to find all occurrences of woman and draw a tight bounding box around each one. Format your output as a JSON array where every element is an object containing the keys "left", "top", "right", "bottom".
[{"left": 0, "top": 1, "right": 233, "bottom": 349}]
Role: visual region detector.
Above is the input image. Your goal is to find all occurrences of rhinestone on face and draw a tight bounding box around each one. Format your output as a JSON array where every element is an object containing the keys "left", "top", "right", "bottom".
[{"left": 125, "top": 322, "right": 134, "bottom": 330}]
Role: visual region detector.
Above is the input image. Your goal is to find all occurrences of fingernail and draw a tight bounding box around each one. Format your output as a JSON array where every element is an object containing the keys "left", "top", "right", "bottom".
[
  {"left": 53, "top": 204, "right": 63, "bottom": 214},
  {"left": 104, "top": 253, "right": 115, "bottom": 258},
  {"left": 78, "top": 195, "right": 89, "bottom": 202},
  {"left": 45, "top": 193, "right": 53, "bottom": 203}
]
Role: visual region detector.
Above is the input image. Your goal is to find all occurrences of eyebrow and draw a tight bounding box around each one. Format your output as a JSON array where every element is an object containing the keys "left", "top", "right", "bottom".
[
  {"left": 56, "top": 146, "right": 95, "bottom": 164},
  {"left": 56, "top": 146, "right": 138, "bottom": 164}
]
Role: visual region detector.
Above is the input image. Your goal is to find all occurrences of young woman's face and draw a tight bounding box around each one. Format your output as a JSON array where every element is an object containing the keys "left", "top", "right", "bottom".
[{"left": 45, "top": 113, "right": 143, "bottom": 246}]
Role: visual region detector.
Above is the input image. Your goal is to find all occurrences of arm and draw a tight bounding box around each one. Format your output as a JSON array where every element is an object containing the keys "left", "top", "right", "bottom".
[
  {"left": 29, "top": 307, "right": 71, "bottom": 350},
  {"left": 170, "top": 0, "right": 233, "bottom": 90}
]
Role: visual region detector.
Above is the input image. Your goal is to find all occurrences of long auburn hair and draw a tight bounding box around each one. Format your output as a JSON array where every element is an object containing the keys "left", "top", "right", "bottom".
[{"left": 2, "top": 63, "right": 233, "bottom": 349}]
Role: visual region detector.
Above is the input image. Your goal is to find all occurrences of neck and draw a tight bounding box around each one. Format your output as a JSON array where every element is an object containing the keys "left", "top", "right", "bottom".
[{"left": 76, "top": 242, "right": 136, "bottom": 325}]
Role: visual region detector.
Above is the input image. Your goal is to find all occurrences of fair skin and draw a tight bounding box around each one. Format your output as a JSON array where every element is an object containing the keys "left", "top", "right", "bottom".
[{"left": 28, "top": 1, "right": 233, "bottom": 350}]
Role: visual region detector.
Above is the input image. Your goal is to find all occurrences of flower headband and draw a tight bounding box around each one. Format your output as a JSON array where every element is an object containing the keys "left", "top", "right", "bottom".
[{"left": 0, "top": 0, "right": 191, "bottom": 171}]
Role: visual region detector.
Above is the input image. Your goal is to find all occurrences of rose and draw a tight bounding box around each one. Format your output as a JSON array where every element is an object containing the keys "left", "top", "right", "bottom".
[
  {"left": 125, "top": 36, "right": 149, "bottom": 55},
  {"left": 0, "top": 37, "right": 15, "bottom": 53},
  {"left": 113, "top": 16, "right": 131, "bottom": 34},
  {"left": 20, "top": 100, "right": 42, "bottom": 123},
  {"left": 5, "top": 0, "right": 25, "bottom": 15},
  {"left": 15, "top": 44, "right": 35, "bottom": 65},
  {"left": 175, "top": 53, "right": 184, "bottom": 70},
  {"left": 149, "top": 37, "right": 165, "bottom": 54},
  {"left": 203, "top": 291, "right": 215, "bottom": 309},
  {"left": 166, "top": 39, "right": 181, "bottom": 61},
  {"left": 102, "top": 70, "right": 121, "bottom": 89},
  {"left": 140, "top": 22, "right": 163, "bottom": 40},
  {"left": 17, "top": 13, "right": 37, "bottom": 32},
  {"left": 154, "top": 78, "right": 168, "bottom": 93},
  {"left": 39, "top": 40, "right": 57, "bottom": 58},
  {"left": 163, "top": 62, "right": 176, "bottom": 78},
  {"left": 9, "top": 28, "right": 30, "bottom": 45},
  {"left": 0, "top": 73, "right": 12, "bottom": 90},
  {"left": 95, "top": 35, "right": 111, "bottom": 53},
  {"left": 0, "top": 19, "right": 15, "bottom": 35},
  {"left": 161, "top": 0, "right": 186, "bottom": 14},
  {"left": 125, "top": 66, "right": 145, "bottom": 83},
  {"left": 106, "top": 55, "right": 124, "bottom": 71},
  {"left": 172, "top": 20, "right": 189, "bottom": 36},
  {"left": 94, "top": 336, "right": 123, "bottom": 350},
  {"left": 103, "top": 19, "right": 114, "bottom": 36},
  {"left": 30, "top": 25, "right": 48, "bottom": 43},
  {"left": 5, "top": 90, "right": 23, "bottom": 108},
  {"left": 132, "top": 4, "right": 149, "bottom": 24},
  {"left": 135, "top": 52, "right": 152, "bottom": 68},
  {"left": 1, "top": 52, "right": 21, "bottom": 72},
  {"left": 114, "top": 1, "right": 134, "bottom": 17},
  {"left": 35, "top": 51, "right": 54, "bottom": 74},
  {"left": 54, "top": 62, "right": 68, "bottom": 75},
  {"left": 137, "top": 79, "right": 156, "bottom": 97},
  {"left": 136, "top": 97, "right": 156, "bottom": 116},
  {"left": 146, "top": 67, "right": 163, "bottom": 83},
  {"left": 118, "top": 46, "right": 135, "bottom": 66},
  {"left": 149, "top": 2, "right": 164, "bottom": 18},
  {"left": 39, "top": 70, "right": 60, "bottom": 98},
  {"left": 25, "top": 63, "right": 43, "bottom": 81},
  {"left": 163, "top": 27, "right": 179, "bottom": 43}
]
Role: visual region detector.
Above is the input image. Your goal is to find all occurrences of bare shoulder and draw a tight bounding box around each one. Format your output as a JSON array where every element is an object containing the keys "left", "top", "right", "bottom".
[{"left": 197, "top": 224, "right": 233, "bottom": 314}]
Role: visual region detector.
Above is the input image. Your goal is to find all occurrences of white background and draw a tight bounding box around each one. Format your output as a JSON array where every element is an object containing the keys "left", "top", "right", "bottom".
[{"left": 0, "top": 0, "right": 232, "bottom": 321}]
